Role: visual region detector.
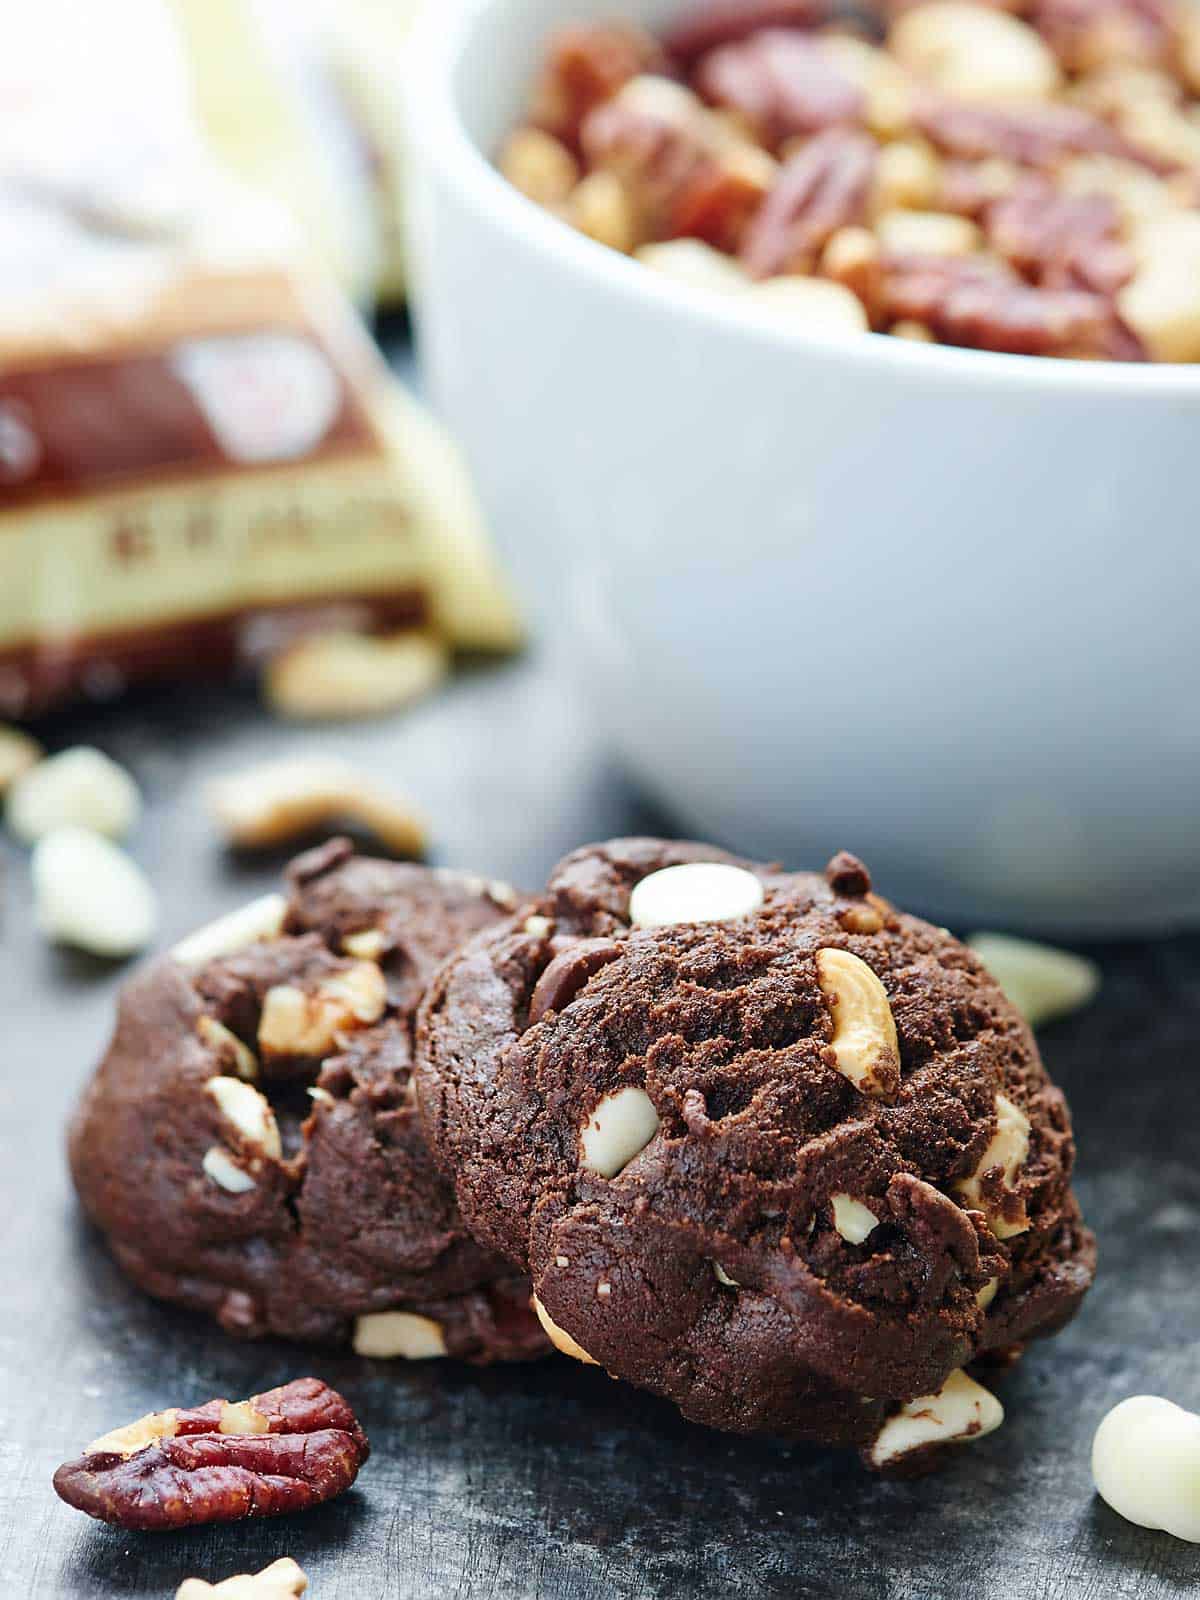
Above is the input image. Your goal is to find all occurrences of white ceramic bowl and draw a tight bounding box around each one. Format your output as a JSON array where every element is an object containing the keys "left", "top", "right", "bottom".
[{"left": 404, "top": 0, "right": 1200, "bottom": 935}]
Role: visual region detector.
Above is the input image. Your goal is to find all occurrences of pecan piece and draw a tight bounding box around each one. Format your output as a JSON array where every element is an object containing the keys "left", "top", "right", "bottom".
[
  {"left": 661, "top": 0, "right": 838, "bottom": 65},
  {"left": 53, "top": 1378, "right": 368, "bottom": 1531},
  {"left": 581, "top": 77, "right": 719, "bottom": 233},
  {"left": 1030, "top": 0, "right": 1176, "bottom": 73},
  {"left": 530, "top": 22, "right": 664, "bottom": 148},
  {"left": 914, "top": 95, "right": 1165, "bottom": 172},
  {"left": 694, "top": 31, "right": 864, "bottom": 150},
  {"left": 667, "top": 146, "right": 777, "bottom": 251},
  {"left": 741, "top": 128, "right": 878, "bottom": 276},
  {"left": 986, "top": 176, "right": 1133, "bottom": 292}
]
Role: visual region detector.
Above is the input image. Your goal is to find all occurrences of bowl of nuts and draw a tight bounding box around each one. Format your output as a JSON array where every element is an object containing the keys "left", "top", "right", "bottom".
[{"left": 403, "top": 0, "right": 1200, "bottom": 934}]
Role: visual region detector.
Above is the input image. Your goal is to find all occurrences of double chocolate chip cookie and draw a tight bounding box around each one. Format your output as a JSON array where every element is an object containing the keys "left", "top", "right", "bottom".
[
  {"left": 416, "top": 838, "right": 1095, "bottom": 1466},
  {"left": 69, "top": 839, "right": 546, "bottom": 1362}
]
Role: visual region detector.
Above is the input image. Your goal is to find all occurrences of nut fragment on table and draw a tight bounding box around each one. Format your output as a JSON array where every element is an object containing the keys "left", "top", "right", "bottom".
[
  {"left": 32, "top": 827, "right": 157, "bottom": 958},
  {"left": 870, "top": 1369, "right": 1005, "bottom": 1467},
  {"left": 265, "top": 630, "right": 450, "bottom": 722},
  {"left": 969, "top": 932, "right": 1100, "bottom": 1027},
  {"left": 353, "top": 1310, "right": 448, "bottom": 1360},
  {"left": 177, "top": 1558, "right": 308, "bottom": 1600},
  {"left": 207, "top": 756, "right": 427, "bottom": 857},
  {"left": 1092, "top": 1395, "right": 1200, "bottom": 1542},
  {"left": 7, "top": 746, "right": 140, "bottom": 843},
  {"left": 52, "top": 1378, "right": 368, "bottom": 1531},
  {"left": 0, "top": 724, "right": 42, "bottom": 795}
]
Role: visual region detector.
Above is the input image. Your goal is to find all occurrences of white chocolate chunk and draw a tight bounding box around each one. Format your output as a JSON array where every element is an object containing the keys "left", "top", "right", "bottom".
[
  {"left": 580, "top": 1086, "right": 660, "bottom": 1178},
  {"left": 832, "top": 1194, "right": 880, "bottom": 1245},
  {"left": 815, "top": 948, "right": 901, "bottom": 1099},
  {"left": 32, "top": 827, "right": 157, "bottom": 958},
  {"left": 532, "top": 1297, "right": 598, "bottom": 1366},
  {"left": 7, "top": 746, "right": 140, "bottom": 842},
  {"left": 629, "top": 862, "right": 764, "bottom": 929},
  {"left": 202, "top": 1147, "right": 257, "bottom": 1194},
  {"left": 206, "top": 1077, "right": 281, "bottom": 1159},
  {"left": 956, "top": 1093, "right": 1031, "bottom": 1239},
  {"left": 172, "top": 894, "right": 287, "bottom": 969},
  {"left": 870, "top": 1370, "right": 1004, "bottom": 1467},
  {"left": 353, "top": 1310, "right": 448, "bottom": 1360},
  {"left": 1092, "top": 1396, "right": 1200, "bottom": 1543},
  {"left": 969, "top": 933, "right": 1100, "bottom": 1029}
]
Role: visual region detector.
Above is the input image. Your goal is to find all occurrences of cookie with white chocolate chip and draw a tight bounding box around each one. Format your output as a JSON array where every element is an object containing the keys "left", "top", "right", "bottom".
[
  {"left": 68, "top": 840, "right": 546, "bottom": 1361},
  {"left": 415, "top": 837, "right": 1095, "bottom": 1464}
]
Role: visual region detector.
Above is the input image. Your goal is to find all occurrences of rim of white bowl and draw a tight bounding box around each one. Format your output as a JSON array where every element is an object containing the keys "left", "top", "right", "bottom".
[{"left": 404, "top": 0, "right": 1200, "bottom": 398}]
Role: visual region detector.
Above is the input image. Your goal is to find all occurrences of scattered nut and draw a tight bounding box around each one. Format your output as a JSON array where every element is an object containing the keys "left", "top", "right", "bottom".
[
  {"left": 532, "top": 1296, "right": 599, "bottom": 1365},
  {"left": 629, "top": 861, "right": 765, "bottom": 928},
  {"left": 207, "top": 756, "right": 427, "bottom": 858},
  {"left": 567, "top": 171, "right": 640, "bottom": 252},
  {"left": 1117, "top": 211, "right": 1200, "bottom": 362},
  {"left": 172, "top": 894, "right": 287, "bottom": 969},
  {"left": 969, "top": 932, "right": 1100, "bottom": 1028},
  {"left": 870, "top": 1370, "right": 1004, "bottom": 1467},
  {"left": 207, "top": 1077, "right": 282, "bottom": 1159},
  {"left": 891, "top": 319, "right": 936, "bottom": 340},
  {"left": 635, "top": 239, "right": 751, "bottom": 292},
  {"left": 197, "top": 1017, "right": 259, "bottom": 1081},
  {"left": 832, "top": 1193, "right": 881, "bottom": 1244},
  {"left": 872, "top": 139, "right": 942, "bottom": 214},
  {"left": 353, "top": 1311, "right": 448, "bottom": 1360},
  {"left": 177, "top": 1557, "right": 308, "bottom": 1600},
  {"left": 956, "top": 1092, "right": 1031, "bottom": 1238},
  {"left": 0, "top": 724, "right": 42, "bottom": 794},
  {"left": 265, "top": 630, "right": 449, "bottom": 722},
  {"left": 258, "top": 964, "right": 387, "bottom": 1059},
  {"left": 499, "top": 126, "right": 580, "bottom": 207},
  {"left": 53, "top": 1378, "right": 369, "bottom": 1530},
  {"left": 1092, "top": 1395, "right": 1200, "bottom": 1542},
  {"left": 875, "top": 209, "right": 983, "bottom": 255},
  {"left": 890, "top": 3, "right": 1062, "bottom": 102},
  {"left": 745, "top": 275, "right": 871, "bottom": 334},
  {"left": 814, "top": 948, "right": 901, "bottom": 1100},
  {"left": 580, "top": 1085, "right": 661, "bottom": 1177},
  {"left": 202, "top": 1147, "right": 258, "bottom": 1194},
  {"left": 31, "top": 827, "right": 157, "bottom": 958},
  {"left": 341, "top": 928, "right": 387, "bottom": 961},
  {"left": 7, "top": 746, "right": 140, "bottom": 843},
  {"left": 523, "top": 914, "right": 554, "bottom": 938}
]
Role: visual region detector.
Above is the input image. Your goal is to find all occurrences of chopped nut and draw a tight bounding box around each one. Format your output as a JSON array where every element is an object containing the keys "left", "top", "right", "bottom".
[
  {"left": 499, "top": 127, "right": 580, "bottom": 207},
  {"left": 815, "top": 948, "right": 901, "bottom": 1100},
  {"left": 969, "top": 932, "right": 1100, "bottom": 1028},
  {"left": 832, "top": 1193, "right": 881, "bottom": 1244},
  {"left": 529, "top": 20, "right": 663, "bottom": 146},
  {"left": 956, "top": 1092, "right": 1031, "bottom": 1238},
  {"left": 341, "top": 927, "right": 387, "bottom": 961},
  {"left": 876, "top": 209, "right": 983, "bottom": 256},
  {"left": 31, "top": 827, "right": 157, "bottom": 959},
  {"left": 635, "top": 239, "right": 750, "bottom": 292},
  {"left": 695, "top": 30, "right": 865, "bottom": 149},
  {"left": 629, "top": 862, "right": 764, "bottom": 928},
  {"left": 567, "top": 171, "right": 640, "bottom": 253},
  {"left": 870, "top": 1370, "right": 1004, "bottom": 1467},
  {"left": 872, "top": 139, "right": 942, "bottom": 215},
  {"left": 197, "top": 1016, "right": 259, "bottom": 1082},
  {"left": 596, "top": 1281, "right": 612, "bottom": 1298},
  {"left": 532, "top": 1296, "right": 599, "bottom": 1365},
  {"left": 207, "top": 756, "right": 427, "bottom": 858},
  {"left": 1117, "top": 212, "right": 1200, "bottom": 362},
  {"left": 265, "top": 630, "right": 449, "bottom": 722},
  {"left": 173, "top": 894, "right": 288, "bottom": 969},
  {"left": 891, "top": 319, "right": 936, "bottom": 340},
  {"left": 745, "top": 275, "right": 871, "bottom": 334},
  {"left": 1092, "top": 1396, "right": 1200, "bottom": 1543},
  {"left": 89, "top": 1408, "right": 181, "bottom": 1458},
  {"left": 712, "top": 1262, "right": 741, "bottom": 1287},
  {"left": 818, "top": 35, "right": 918, "bottom": 138},
  {"left": 890, "top": 3, "right": 1062, "bottom": 102},
  {"left": 524, "top": 914, "right": 554, "bottom": 938},
  {"left": 580, "top": 1085, "right": 660, "bottom": 1177},
  {"left": 353, "top": 1311, "right": 448, "bottom": 1360},
  {"left": 202, "top": 1148, "right": 257, "bottom": 1194},
  {"left": 259, "top": 963, "right": 387, "bottom": 1060},
  {"left": 976, "top": 1276, "right": 1000, "bottom": 1309},
  {"left": 177, "top": 1558, "right": 308, "bottom": 1600},
  {"left": 839, "top": 902, "right": 887, "bottom": 934},
  {"left": 7, "top": 746, "right": 140, "bottom": 843},
  {"left": 206, "top": 1077, "right": 282, "bottom": 1160},
  {"left": 741, "top": 128, "right": 878, "bottom": 278},
  {"left": 0, "top": 724, "right": 42, "bottom": 795}
]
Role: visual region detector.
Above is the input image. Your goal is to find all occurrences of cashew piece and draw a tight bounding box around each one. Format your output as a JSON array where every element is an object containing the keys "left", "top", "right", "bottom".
[{"left": 815, "top": 948, "right": 901, "bottom": 1099}]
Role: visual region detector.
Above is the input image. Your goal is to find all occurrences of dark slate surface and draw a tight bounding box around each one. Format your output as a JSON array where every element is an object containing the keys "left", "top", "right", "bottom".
[{"left": 2, "top": 650, "right": 1198, "bottom": 1600}]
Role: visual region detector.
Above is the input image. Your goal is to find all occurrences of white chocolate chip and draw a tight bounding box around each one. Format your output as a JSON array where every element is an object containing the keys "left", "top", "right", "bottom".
[
  {"left": 264, "top": 629, "right": 449, "bottom": 722},
  {"left": 176, "top": 1557, "right": 308, "bottom": 1599},
  {"left": 532, "top": 1296, "right": 598, "bottom": 1366},
  {"left": 31, "top": 827, "right": 157, "bottom": 958},
  {"left": 969, "top": 933, "right": 1100, "bottom": 1030},
  {"left": 1092, "top": 1396, "right": 1200, "bottom": 1543},
  {"left": 629, "top": 862, "right": 764, "bottom": 930},
  {"left": 172, "top": 894, "right": 287, "bottom": 969},
  {"left": 7, "top": 746, "right": 140, "bottom": 843},
  {"left": 202, "top": 1147, "right": 257, "bottom": 1194},
  {"left": 956, "top": 1093, "right": 1031, "bottom": 1239},
  {"left": 207, "top": 756, "right": 426, "bottom": 858},
  {"left": 870, "top": 1370, "right": 1004, "bottom": 1467},
  {"left": 197, "top": 1017, "right": 259, "bottom": 1082},
  {"left": 524, "top": 915, "right": 554, "bottom": 938},
  {"left": 580, "top": 1086, "right": 660, "bottom": 1178},
  {"left": 712, "top": 1262, "right": 741, "bottom": 1288},
  {"left": 0, "top": 724, "right": 43, "bottom": 795},
  {"left": 353, "top": 1310, "right": 448, "bottom": 1360},
  {"left": 832, "top": 1194, "right": 880, "bottom": 1245},
  {"left": 206, "top": 1077, "right": 282, "bottom": 1160},
  {"left": 815, "top": 948, "right": 901, "bottom": 1100}
]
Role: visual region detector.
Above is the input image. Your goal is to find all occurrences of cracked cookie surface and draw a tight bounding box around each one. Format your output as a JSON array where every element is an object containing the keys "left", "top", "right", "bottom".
[
  {"left": 415, "top": 837, "right": 1094, "bottom": 1455},
  {"left": 68, "top": 839, "right": 546, "bottom": 1360}
]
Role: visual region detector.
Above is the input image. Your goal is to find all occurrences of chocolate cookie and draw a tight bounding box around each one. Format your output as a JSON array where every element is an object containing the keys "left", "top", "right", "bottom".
[
  {"left": 69, "top": 839, "right": 546, "bottom": 1361},
  {"left": 415, "top": 838, "right": 1095, "bottom": 1465}
]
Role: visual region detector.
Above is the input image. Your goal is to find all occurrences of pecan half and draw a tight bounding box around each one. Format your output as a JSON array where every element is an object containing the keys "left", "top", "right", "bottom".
[
  {"left": 581, "top": 77, "right": 719, "bottom": 233},
  {"left": 915, "top": 94, "right": 1165, "bottom": 172},
  {"left": 53, "top": 1378, "right": 368, "bottom": 1531},
  {"left": 986, "top": 176, "right": 1134, "bottom": 291},
  {"left": 1030, "top": 0, "right": 1176, "bottom": 73},
  {"left": 661, "top": 0, "right": 838, "bottom": 65},
  {"left": 741, "top": 128, "right": 878, "bottom": 276},
  {"left": 694, "top": 31, "right": 864, "bottom": 150},
  {"left": 530, "top": 22, "right": 665, "bottom": 148}
]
